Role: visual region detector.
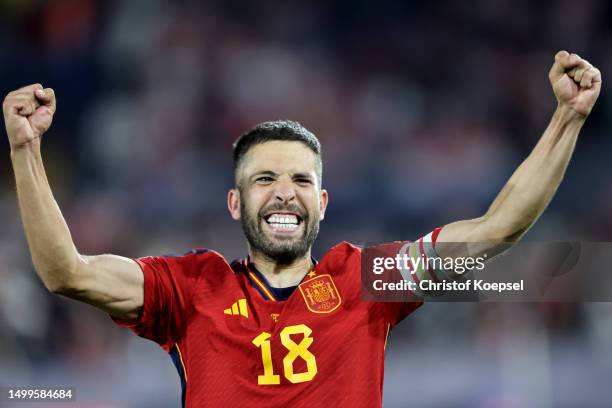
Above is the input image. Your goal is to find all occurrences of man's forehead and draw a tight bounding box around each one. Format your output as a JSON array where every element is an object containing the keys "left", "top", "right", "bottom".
[{"left": 241, "top": 141, "right": 318, "bottom": 174}]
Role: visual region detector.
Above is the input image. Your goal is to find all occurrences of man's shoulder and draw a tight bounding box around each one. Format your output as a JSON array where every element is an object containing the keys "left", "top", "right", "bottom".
[
  {"left": 157, "top": 247, "right": 228, "bottom": 261},
  {"left": 327, "top": 241, "right": 363, "bottom": 255},
  {"left": 317, "top": 241, "right": 362, "bottom": 272},
  {"left": 138, "top": 247, "right": 234, "bottom": 279}
]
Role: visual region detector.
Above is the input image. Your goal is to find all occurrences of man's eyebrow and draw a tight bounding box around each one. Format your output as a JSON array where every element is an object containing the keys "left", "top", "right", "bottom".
[
  {"left": 250, "top": 170, "right": 278, "bottom": 178},
  {"left": 292, "top": 173, "right": 314, "bottom": 179},
  {"left": 248, "top": 171, "right": 315, "bottom": 181}
]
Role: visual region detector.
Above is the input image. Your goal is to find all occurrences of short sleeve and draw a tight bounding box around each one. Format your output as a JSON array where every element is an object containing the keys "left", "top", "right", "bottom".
[
  {"left": 111, "top": 254, "right": 200, "bottom": 351},
  {"left": 382, "top": 226, "right": 444, "bottom": 327}
]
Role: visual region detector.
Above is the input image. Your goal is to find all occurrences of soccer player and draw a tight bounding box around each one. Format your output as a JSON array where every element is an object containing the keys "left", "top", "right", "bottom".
[{"left": 3, "top": 50, "right": 600, "bottom": 407}]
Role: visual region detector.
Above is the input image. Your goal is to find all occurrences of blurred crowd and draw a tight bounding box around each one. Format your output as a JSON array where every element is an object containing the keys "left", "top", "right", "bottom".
[{"left": 1, "top": 0, "right": 612, "bottom": 406}]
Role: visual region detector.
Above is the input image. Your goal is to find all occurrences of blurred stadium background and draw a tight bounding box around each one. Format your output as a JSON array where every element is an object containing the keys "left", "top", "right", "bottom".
[{"left": 1, "top": 0, "right": 612, "bottom": 407}]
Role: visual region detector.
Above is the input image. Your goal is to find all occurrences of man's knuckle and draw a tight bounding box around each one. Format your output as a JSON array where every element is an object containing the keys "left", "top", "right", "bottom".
[
  {"left": 3, "top": 95, "right": 18, "bottom": 106},
  {"left": 20, "top": 83, "right": 40, "bottom": 92}
]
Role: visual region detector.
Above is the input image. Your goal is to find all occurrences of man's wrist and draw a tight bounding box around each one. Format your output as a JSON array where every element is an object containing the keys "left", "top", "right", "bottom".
[
  {"left": 554, "top": 104, "right": 587, "bottom": 125},
  {"left": 10, "top": 139, "right": 42, "bottom": 159}
]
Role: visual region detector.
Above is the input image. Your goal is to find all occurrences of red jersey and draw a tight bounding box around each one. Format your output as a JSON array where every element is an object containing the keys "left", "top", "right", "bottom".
[{"left": 112, "top": 241, "right": 426, "bottom": 407}]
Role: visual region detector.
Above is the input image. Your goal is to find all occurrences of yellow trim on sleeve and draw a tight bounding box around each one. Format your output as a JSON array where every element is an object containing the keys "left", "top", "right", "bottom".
[
  {"left": 176, "top": 344, "right": 188, "bottom": 382},
  {"left": 384, "top": 323, "right": 391, "bottom": 350}
]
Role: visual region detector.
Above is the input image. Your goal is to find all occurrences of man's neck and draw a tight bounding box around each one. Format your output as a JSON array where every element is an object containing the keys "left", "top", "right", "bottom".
[{"left": 249, "top": 251, "right": 313, "bottom": 288}]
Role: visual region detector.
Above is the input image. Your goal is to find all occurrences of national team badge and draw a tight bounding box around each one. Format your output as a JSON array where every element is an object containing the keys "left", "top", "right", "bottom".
[{"left": 299, "top": 274, "right": 341, "bottom": 314}]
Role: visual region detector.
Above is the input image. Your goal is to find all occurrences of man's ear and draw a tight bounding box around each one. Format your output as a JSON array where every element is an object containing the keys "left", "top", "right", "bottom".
[
  {"left": 319, "top": 189, "right": 329, "bottom": 221},
  {"left": 228, "top": 189, "right": 241, "bottom": 220}
]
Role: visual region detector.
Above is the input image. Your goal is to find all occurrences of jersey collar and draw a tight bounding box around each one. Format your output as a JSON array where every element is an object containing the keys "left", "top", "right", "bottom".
[{"left": 243, "top": 257, "right": 318, "bottom": 302}]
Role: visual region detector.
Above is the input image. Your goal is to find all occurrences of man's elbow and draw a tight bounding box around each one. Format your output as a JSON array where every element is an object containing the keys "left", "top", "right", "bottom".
[
  {"left": 38, "top": 271, "right": 76, "bottom": 295},
  {"left": 479, "top": 214, "right": 534, "bottom": 244},
  {"left": 35, "top": 259, "right": 82, "bottom": 295}
]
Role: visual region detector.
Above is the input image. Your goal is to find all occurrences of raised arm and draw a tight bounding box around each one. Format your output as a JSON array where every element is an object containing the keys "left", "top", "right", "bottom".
[
  {"left": 4, "top": 84, "right": 143, "bottom": 320},
  {"left": 436, "top": 51, "right": 601, "bottom": 257}
]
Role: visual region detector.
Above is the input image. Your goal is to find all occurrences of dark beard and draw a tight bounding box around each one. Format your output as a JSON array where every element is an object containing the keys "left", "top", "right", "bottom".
[{"left": 240, "top": 200, "right": 319, "bottom": 265}]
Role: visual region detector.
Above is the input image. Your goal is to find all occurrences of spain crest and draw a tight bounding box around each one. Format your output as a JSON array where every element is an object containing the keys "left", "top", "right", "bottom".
[{"left": 298, "top": 274, "right": 341, "bottom": 314}]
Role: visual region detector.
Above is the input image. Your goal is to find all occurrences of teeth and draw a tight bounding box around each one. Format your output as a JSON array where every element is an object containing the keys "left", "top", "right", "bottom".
[
  {"left": 267, "top": 214, "right": 298, "bottom": 224},
  {"left": 269, "top": 222, "right": 298, "bottom": 230}
]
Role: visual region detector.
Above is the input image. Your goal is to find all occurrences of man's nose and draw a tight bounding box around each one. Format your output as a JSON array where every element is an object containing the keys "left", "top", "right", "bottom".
[{"left": 274, "top": 179, "right": 296, "bottom": 203}]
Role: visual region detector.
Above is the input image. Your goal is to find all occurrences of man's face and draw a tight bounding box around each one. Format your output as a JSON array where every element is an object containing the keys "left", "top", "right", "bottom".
[{"left": 228, "top": 141, "right": 328, "bottom": 264}]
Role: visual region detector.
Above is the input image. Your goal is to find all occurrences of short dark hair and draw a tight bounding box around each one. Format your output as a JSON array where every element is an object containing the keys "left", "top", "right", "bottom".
[{"left": 232, "top": 120, "right": 323, "bottom": 187}]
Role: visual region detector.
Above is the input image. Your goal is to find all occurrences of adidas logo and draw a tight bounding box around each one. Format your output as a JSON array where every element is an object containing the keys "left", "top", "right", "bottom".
[{"left": 224, "top": 299, "right": 249, "bottom": 318}]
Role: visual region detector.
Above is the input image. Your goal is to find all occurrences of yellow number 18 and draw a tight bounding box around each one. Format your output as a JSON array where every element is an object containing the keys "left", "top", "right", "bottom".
[{"left": 252, "top": 324, "right": 317, "bottom": 385}]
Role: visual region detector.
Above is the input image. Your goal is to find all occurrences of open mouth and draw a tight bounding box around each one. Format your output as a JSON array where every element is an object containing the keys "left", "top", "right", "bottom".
[{"left": 263, "top": 212, "right": 303, "bottom": 233}]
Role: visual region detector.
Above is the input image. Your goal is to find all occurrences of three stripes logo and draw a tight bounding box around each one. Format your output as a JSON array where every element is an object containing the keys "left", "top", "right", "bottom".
[{"left": 224, "top": 298, "right": 249, "bottom": 318}]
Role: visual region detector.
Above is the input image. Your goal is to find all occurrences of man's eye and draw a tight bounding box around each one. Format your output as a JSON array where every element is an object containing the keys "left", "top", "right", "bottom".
[
  {"left": 256, "top": 177, "right": 274, "bottom": 183},
  {"left": 296, "top": 179, "right": 311, "bottom": 184}
]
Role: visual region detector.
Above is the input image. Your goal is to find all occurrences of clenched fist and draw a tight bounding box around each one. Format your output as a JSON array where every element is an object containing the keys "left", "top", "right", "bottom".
[
  {"left": 3, "top": 83, "right": 56, "bottom": 150},
  {"left": 549, "top": 50, "right": 602, "bottom": 118}
]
